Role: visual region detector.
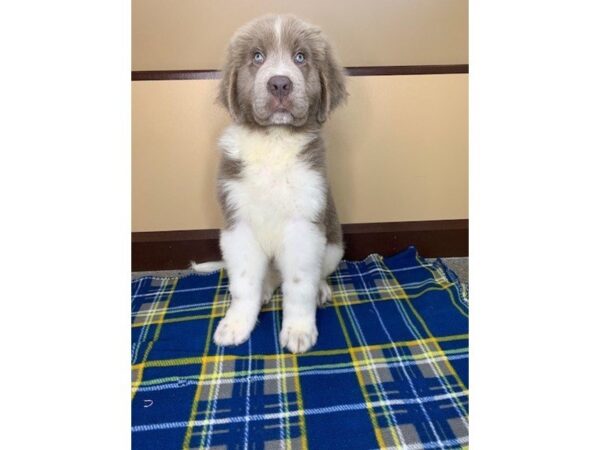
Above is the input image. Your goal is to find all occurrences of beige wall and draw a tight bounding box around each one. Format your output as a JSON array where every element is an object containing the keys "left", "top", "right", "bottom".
[
  {"left": 132, "top": 74, "right": 468, "bottom": 232},
  {"left": 132, "top": 1, "right": 468, "bottom": 232},
  {"left": 132, "top": 0, "right": 468, "bottom": 71}
]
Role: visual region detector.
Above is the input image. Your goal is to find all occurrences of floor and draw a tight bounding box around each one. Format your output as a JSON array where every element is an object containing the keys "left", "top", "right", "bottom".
[
  {"left": 431, "top": 257, "right": 469, "bottom": 283},
  {"left": 132, "top": 257, "right": 468, "bottom": 284}
]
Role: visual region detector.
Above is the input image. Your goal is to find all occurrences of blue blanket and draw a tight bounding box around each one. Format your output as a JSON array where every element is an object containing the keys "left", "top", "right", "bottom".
[{"left": 132, "top": 246, "right": 469, "bottom": 449}]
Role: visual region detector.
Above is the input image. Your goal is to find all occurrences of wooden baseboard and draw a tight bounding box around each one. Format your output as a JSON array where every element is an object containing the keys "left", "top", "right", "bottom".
[
  {"left": 132, "top": 219, "right": 467, "bottom": 271},
  {"left": 131, "top": 65, "right": 468, "bottom": 81}
]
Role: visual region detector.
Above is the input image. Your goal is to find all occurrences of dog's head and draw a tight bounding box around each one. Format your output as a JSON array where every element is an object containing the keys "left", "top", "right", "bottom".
[{"left": 218, "top": 15, "right": 347, "bottom": 128}]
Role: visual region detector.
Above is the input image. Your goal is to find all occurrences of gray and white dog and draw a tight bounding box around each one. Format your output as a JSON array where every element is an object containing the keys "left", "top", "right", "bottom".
[{"left": 193, "top": 15, "right": 348, "bottom": 353}]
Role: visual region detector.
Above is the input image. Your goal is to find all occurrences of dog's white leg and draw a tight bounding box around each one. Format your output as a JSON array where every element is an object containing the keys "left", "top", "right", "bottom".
[
  {"left": 277, "top": 220, "right": 326, "bottom": 353},
  {"left": 317, "top": 243, "right": 344, "bottom": 306},
  {"left": 214, "top": 222, "right": 268, "bottom": 346}
]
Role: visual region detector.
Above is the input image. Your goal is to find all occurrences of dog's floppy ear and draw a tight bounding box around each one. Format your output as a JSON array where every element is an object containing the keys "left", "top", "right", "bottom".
[
  {"left": 317, "top": 41, "right": 348, "bottom": 124},
  {"left": 218, "top": 48, "right": 241, "bottom": 122}
]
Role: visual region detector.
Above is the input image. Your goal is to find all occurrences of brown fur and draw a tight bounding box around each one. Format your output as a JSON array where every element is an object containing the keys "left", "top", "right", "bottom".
[
  {"left": 217, "top": 155, "right": 243, "bottom": 228},
  {"left": 218, "top": 15, "right": 347, "bottom": 129},
  {"left": 298, "top": 136, "right": 342, "bottom": 245},
  {"left": 216, "top": 15, "right": 346, "bottom": 244}
]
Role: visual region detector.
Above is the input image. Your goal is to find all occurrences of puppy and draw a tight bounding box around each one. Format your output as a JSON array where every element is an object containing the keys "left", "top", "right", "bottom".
[{"left": 193, "top": 15, "right": 347, "bottom": 353}]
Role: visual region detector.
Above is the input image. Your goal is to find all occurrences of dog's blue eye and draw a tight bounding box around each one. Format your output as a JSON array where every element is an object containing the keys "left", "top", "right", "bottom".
[
  {"left": 294, "top": 52, "right": 306, "bottom": 64},
  {"left": 253, "top": 52, "right": 264, "bottom": 64}
]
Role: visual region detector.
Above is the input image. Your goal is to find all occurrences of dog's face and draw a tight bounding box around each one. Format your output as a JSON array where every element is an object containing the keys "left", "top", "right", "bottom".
[{"left": 219, "top": 15, "right": 347, "bottom": 128}]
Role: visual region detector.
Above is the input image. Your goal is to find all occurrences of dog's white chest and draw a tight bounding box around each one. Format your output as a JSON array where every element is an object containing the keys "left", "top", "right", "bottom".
[{"left": 219, "top": 125, "right": 325, "bottom": 254}]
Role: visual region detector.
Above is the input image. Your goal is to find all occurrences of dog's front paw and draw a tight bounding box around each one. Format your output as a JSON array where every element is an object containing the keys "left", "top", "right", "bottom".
[
  {"left": 280, "top": 322, "right": 318, "bottom": 353},
  {"left": 213, "top": 314, "right": 255, "bottom": 346}
]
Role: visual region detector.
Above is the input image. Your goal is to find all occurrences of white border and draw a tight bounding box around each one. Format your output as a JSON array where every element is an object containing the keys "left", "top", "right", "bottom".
[
  {"left": 2, "top": 1, "right": 600, "bottom": 448},
  {"left": 471, "top": 1, "right": 600, "bottom": 448},
  {"left": 1, "top": 1, "right": 130, "bottom": 448}
]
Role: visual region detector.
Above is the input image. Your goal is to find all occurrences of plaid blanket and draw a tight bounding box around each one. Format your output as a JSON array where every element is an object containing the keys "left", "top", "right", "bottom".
[{"left": 132, "top": 246, "right": 469, "bottom": 450}]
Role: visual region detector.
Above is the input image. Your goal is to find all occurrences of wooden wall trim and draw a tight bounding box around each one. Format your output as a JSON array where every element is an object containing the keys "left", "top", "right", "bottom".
[
  {"left": 131, "top": 65, "right": 468, "bottom": 81},
  {"left": 132, "top": 219, "right": 468, "bottom": 271}
]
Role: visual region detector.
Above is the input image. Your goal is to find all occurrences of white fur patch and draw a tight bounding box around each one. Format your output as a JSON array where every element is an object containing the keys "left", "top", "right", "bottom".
[
  {"left": 274, "top": 16, "right": 282, "bottom": 48},
  {"left": 219, "top": 125, "right": 326, "bottom": 257},
  {"left": 190, "top": 260, "right": 225, "bottom": 273}
]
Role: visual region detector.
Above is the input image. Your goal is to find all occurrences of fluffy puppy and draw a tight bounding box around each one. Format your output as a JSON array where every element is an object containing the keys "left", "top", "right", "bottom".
[{"left": 193, "top": 14, "right": 347, "bottom": 353}]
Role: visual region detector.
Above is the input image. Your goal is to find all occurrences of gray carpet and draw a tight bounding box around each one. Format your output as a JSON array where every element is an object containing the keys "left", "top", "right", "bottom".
[{"left": 431, "top": 257, "right": 468, "bottom": 284}]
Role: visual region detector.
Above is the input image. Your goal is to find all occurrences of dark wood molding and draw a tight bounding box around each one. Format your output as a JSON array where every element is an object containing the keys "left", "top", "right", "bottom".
[
  {"left": 132, "top": 228, "right": 220, "bottom": 243},
  {"left": 131, "top": 70, "right": 222, "bottom": 81},
  {"left": 341, "top": 220, "right": 468, "bottom": 264},
  {"left": 132, "top": 219, "right": 468, "bottom": 271},
  {"left": 346, "top": 64, "right": 468, "bottom": 76},
  {"left": 131, "top": 64, "right": 468, "bottom": 81}
]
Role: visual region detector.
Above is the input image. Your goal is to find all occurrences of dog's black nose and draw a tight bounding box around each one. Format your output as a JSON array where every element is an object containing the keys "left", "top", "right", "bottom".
[{"left": 268, "top": 76, "right": 293, "bottom": 99}]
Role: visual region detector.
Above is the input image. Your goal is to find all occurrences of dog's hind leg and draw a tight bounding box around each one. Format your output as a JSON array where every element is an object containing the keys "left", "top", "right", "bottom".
[
  {"left": 262, "top": 264, "right": 282, "bottom": 305},
  {"left": 317, "top": 243, "right": 344, "bottom": 306}
]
